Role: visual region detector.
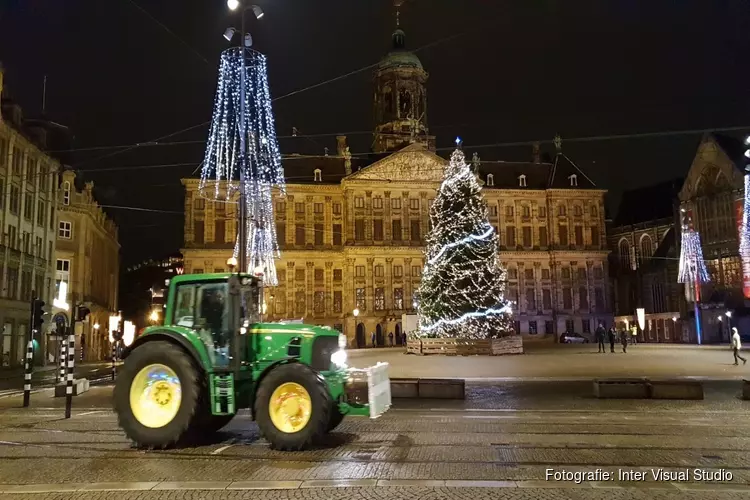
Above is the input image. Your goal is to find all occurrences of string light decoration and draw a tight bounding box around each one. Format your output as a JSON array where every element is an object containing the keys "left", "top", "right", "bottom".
[
  {"left": 740, "top": 174, "right": 750, "bottom": 261},
  {"left": 198, "top": 47, "right": 285, "bottom": 284},
  {"left": 416, "top": 143, "right": 514, "bottom": 339},
  {"left": 678, "top": 220, "right": 709, "bottom": 285}
]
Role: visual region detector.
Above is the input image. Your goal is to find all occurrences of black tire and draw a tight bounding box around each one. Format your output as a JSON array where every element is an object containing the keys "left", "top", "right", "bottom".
[
  {"left": 201, "top": 414, "right": 235, "bottom": 434},
  {"left": 113, "top": 341, "right": 201, "bottom": 449},
  {"left": 328, "top": 403, "right": 345, "bottom": 432},
  {"left": 255, "top": 363, "right": 331, "bottom": 451}
]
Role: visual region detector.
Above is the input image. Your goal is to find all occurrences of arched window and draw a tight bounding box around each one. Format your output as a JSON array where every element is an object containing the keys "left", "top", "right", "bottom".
[
  {"left": 640, "top": 234, "right": 653, "bottom": 261},
  {"left": 313, "top": 169, "right": 322, "bottom": 182},
  {"left": 619, "top": 239, "right": 630, "bottom": 269},
  {"left": 63, "top": 181, "right": 71, "bottom": 206},
  {"left": 518, "top": 174, "right": 527, "bottom": 187},
  {"left": 569, "top": 174, "right": 578, "bottom": 187},
  {"left": 486, "top": 174, "right": 494, "bottom": 186}
]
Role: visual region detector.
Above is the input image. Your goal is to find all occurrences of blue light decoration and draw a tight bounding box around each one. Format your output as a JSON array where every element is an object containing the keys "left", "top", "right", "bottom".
[
  {"left": 740, "top": 137, "right": 750, "bottom": 263},
  {"left": 199, "top": 47, "right": 285, "bottom": 285}
]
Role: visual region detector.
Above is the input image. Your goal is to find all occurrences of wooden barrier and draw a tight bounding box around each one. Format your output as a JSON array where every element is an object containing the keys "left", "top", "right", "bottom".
[
  {"left": 490, "top": 336, "right": 524, "bottom": 355},
  {"left": 420, "top": 338, "right": 458, "bottom": 355},
  {"left": 406, "top": 339, "right": 422, "bottom": 355},
  {"left": 407, "top": 336, "right": 523, "bottom": 356}
]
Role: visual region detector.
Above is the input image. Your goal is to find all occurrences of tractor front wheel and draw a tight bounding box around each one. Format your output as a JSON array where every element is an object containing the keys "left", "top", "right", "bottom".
[
  {"left": 255, "top": 363, "right": 331, "bottom": 450},
  {"left": 113, "top": 341, "right": 200, "bottom": 449}
]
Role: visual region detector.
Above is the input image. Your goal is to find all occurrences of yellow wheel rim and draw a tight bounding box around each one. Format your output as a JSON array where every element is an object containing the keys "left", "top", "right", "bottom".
[
  {"left": 268, "top": 382, "right": 312, "bottom": 433},
  {"left": 129, "top": 364, "right": 182, "bottom": 428}
]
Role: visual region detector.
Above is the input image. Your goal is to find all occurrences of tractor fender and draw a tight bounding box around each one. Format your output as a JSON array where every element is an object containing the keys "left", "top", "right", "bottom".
[
  {"left": 121, "top": 330, "right": 207, "bottom": 372},
  {"left": 250, "top": 358, "right": 326, "bottom": 420}
]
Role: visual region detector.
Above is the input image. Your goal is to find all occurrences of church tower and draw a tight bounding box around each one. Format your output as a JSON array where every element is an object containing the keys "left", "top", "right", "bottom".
[{"left": 372, "top": 1, "right": 435, "bottom": 153}]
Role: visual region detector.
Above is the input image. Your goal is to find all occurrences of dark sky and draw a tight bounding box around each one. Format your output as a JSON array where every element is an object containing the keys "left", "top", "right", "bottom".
[{"left": 1, "top": 0, "right": 749, "bottom": 265}]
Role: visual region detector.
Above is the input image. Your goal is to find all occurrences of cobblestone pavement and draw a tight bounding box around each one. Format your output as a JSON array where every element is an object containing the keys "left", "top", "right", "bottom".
[
  {"left": 348, "top": 343, "right": 750, "bottom": 379},
  {"left": 0, "top": 382, "right": 749, "bottom": 498}
]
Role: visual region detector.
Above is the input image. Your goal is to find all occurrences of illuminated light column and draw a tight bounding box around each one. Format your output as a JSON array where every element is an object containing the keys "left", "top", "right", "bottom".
[
  {"left": 678, "top": 208, "right": 710, "bottom": 344},
  {"left": 738, "top": 136, "right": 750, "bottom": 298},
  {"left": 199, "top": 44, "right": 285, "bottom": 285}
]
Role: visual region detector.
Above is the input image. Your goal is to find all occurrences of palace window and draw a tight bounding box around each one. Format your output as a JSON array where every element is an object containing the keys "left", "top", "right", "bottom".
[
  {"left": 391, "top": 198, "right": 402, "bottom": 210},
  {"left": 355, "top": 197, "right": 365, "bottom": 208},
  {"left": 518, "top": 174, "right": 526, "bottom": 187},
  {"left": 487, "top": 174, "right": 494, "bottom": 186},
  {"left": 373, "top": 197, "right": 383, "bottom": 209},
  {"left": 394, "top": 288, "right": 404, "bottom": 310},
  {"left": 374, "top": 288, "right": 385, "bottom": 311},
  {"left": 569, "top": 174, "right": 578, "bottom": 187},
  {"left": 313, "top": 169, "right": 322, "bottom": 182},
  {"left": 58, "top": 221, "right": 72, "bottom": 239},
  {"left": 63, "top": 181, "right": 71, "bottom": 206}
]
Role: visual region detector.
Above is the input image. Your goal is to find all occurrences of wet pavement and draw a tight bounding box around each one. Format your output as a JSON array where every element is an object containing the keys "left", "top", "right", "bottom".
[{"left": 0, "top": 381, "right": 749, "bottom": 499}]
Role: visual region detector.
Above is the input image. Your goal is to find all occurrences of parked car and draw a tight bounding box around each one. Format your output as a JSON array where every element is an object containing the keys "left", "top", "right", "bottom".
[{"left": 561, "top": 332, "right": 590, "bottom": 344}]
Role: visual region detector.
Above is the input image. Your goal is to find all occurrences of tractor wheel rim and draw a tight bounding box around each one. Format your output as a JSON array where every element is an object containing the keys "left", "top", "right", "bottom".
[
  {"left": 268, "top": 382, "right": 312, "bottom": 433},
  {"left": 129, "top": 364, "right": 182, "bottom": 428}
]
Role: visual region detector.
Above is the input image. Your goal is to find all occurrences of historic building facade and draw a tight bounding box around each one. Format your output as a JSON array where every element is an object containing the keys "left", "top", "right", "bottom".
[
  {"left": 55, "top": 170, "right": 120, "bottom": 360},
  {"left": 181, "top": 24, "right": 612, "bottom": 346},
  {"left": 0, "top": 67, "right": 60, "bottom": 367},
  {"left": 608, "top": 180, "right": 688, "bottom": 342},
  {"left": 676, "top": 133, "right": 748, "bottom": 343}
]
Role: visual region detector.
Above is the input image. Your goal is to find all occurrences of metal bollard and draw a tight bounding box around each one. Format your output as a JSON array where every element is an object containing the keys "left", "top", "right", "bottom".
[
  {"left": 22, "top": 340, "right": 33, "bottom": 407},
  {"left": 111, "top": 342, "right": 117, "bottom": 381},
  {"left": 65, "top": 333, "right": 75, "bottom": 419},
  {"left": 59, "top": 341, "right": 67, "bottom": 384}
]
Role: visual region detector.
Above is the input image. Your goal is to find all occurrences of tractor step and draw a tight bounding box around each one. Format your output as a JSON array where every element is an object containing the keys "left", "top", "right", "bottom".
[{"left": 209, "top": 373, "right": 236, "bottom": 415}]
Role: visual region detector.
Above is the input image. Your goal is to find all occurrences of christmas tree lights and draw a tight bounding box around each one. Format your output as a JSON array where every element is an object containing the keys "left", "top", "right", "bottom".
[
  {"left": 199, "top": 47, "right": 285, "bottom": 284},
  {"left": 416, "top": 145, "right": 514, "bottom": 339},
  {"left": 741, "top": 174, "right": 750, "bottom": 261}
]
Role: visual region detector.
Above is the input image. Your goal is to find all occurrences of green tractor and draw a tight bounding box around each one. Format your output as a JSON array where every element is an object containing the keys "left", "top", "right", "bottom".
[{"left": 113, "top": 273, "right": 391, "bottom": 450}]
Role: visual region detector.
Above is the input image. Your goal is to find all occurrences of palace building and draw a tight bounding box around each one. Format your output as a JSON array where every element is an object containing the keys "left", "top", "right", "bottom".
[{"left": 181, "top": 21, "right": 612, "bottom": 347}]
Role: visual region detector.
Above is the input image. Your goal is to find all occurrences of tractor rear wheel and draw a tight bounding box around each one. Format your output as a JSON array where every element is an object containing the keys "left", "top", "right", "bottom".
[
  {"left": 255, "top": 363, "right": 331, "bottom": 450},
  {"left": 114, "top": 341, "right": 200, "bottom": 449}
]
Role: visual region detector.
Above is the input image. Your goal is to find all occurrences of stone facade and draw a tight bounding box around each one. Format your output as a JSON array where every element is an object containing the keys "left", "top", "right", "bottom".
[
  {"left": 55, "top": 170, "right": 120, "bottom": 361},
  {"left": 0, "top": 68, "right": 60, "bottom": 367}
]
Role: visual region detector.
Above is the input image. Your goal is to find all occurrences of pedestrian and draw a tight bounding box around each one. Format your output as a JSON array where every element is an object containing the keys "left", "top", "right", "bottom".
[
  {"left": 371, "top": 332, "right": 376, "bottom": 348},
  {"left": 595, "top": 323, "right": 606, "bottom": 353},
  {"left": 388, "top": 331, "right": 394, "bottom": 346},
  {"left": 631, "top": 326, "right": 638, "bottom": 345},
  {"left": 731, "top": 327, "right": 747, "bottom": 366},
  {"left": 608, "top": 326, "right": 616, "bottom": 353},
  {"left": 620, "top": 328, "right": 628, "bottom": 353}
]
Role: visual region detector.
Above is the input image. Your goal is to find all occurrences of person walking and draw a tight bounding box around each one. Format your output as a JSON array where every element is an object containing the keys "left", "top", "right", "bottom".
[
  {"left": 388, "top": 331, "right": 394, "bottom": 346},
  {"left": 608, "top": 326, "right": 616, "bottom": 353},
  {"left": 595, "top": 323, "right": 606, "bottom": 353},
  {"left": 371, "top": 332, "right": 376, "bottom": 348},
  {"left": 731, "top": 327, "right": 746, "bottom": 365},
  {"left": 620, "top": 328, "right": 628, "bottom": 353}
]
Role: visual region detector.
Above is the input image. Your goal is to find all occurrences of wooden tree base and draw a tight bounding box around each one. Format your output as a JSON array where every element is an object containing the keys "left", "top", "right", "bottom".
[{"left": 406, "top": 336, "right": 523, "bottom": 356}]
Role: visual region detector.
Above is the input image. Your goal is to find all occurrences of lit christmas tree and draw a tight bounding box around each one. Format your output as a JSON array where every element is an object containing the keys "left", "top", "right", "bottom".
[{"left": 417, "top": 141, "right": 514, "bottom": 339}]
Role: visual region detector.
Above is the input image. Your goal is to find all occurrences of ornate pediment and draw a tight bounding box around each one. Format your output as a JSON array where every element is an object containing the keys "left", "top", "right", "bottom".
[{"left": 345, "top": 144, "right": 448, "bottom": 183}]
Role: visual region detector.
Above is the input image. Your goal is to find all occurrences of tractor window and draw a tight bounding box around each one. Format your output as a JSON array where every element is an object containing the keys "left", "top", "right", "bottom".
[
  {"left": 195, "top": 283, "right": 230, "bottom": 367},
  {"left": 173, "top": 285, "right": 196, "bottom": 328}
]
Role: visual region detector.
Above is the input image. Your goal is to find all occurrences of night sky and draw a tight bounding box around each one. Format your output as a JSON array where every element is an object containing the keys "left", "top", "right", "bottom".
[{"left": 1, "top": 0, "right": 749, "bottom": 264}]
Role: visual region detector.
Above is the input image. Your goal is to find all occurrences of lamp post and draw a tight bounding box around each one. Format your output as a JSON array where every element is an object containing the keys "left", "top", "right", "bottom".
[{"left": 226, "top": 0, "right": 265, "bottom": 274}]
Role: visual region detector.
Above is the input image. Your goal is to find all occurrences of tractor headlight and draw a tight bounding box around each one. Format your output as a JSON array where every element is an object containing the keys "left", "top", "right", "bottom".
[
  {"left": 331, "top": 349, "right": 347, "bottom": 367},
  {"left": 338, "top": 334, "right": 347, "bottom": 349}
]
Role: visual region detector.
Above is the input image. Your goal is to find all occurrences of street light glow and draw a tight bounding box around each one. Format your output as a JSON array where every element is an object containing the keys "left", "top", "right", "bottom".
[
  {"left": 353, "top": 308, "right": 360, "bottom": 317},
  {"left": 149, "top": 310, "right": 159, "bottom": 322},
  {"left": 227, "top": 0, "right": 240, "bottom": 11}
]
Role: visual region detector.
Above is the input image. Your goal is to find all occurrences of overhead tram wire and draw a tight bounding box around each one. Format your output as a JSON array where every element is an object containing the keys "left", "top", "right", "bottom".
[{"left": 70, "top": 26, "right": 474, "bottom": 167}]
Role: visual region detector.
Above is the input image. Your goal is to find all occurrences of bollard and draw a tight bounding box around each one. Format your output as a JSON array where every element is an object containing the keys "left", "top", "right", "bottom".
[
  {"left": 111, "top": 342, "right": 117, "bottom": 381},
  {"left": 65, "top": 333, "right": 75, "bottom": 419},
  {"left": 22, "top": 340, "right": 33, "bottom": 407},
  {"left": 59, "top": 341, "right": 67, "bottom": 384}
]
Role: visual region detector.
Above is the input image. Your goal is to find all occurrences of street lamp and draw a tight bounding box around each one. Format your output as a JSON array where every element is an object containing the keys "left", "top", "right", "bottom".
[
  {"left": 227, "top": 256, "right": 238, "bottom": 273},
  {"left": 93, "top": 323, "right": 100, "bottom": 330},
  {"left": 149, "top": 309, "right": 160, "bottom": 323},
  {"left": 353, "top": 308, "right": 360, "bottom": 318}
]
